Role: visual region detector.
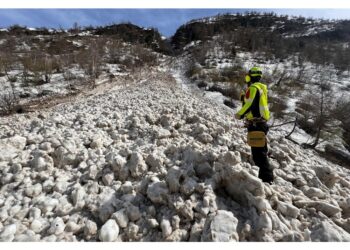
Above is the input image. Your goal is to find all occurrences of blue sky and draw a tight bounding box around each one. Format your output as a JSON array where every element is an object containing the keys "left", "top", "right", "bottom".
[{"left": 0, "top": 9, "right": 349, "bottom": 37}]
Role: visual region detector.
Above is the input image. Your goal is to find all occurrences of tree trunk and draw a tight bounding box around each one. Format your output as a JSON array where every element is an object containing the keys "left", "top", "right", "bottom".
[{"left": 309, "top": 87, "right": 324, "bottom": 148}]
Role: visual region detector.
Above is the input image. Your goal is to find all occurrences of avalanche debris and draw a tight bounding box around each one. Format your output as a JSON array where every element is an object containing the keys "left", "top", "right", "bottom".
[{"left": 0, "top": 69, "right": 350, "bottom": 242}]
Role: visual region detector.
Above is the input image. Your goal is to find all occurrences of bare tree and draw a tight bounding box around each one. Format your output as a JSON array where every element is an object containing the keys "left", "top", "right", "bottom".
[
  {"left": 191, "top": 41, "right": 210, "bottom": 66},
  {"left": 71, "top": 22, "right": 80, "bottom": 34},
  {"left": 296, "top": 61, "right": 308, "bottom": 84},
  {"left": 0, "top": 83, "right": 19, "bottom": 115},
  {"left": 275, "top": 68, "right": 289, "bottom": 87},
  {"left": 76, "top": 38, "right": 105, "bottom": 88},
  {"left": 43, "top": 55, "right": 53, "bottom": 83},
  {"left": 131, "top": 44, "right": 158, "bottom": 68},
  {"left": 0, "top": 57, "right": 5, "bottom": 76},
  {"left": 0, "top": 51, "right": 18, "bottom": 82},
  {"left": 302, "top": 72, "right": 339, "bottom": 149},
  {"left": 333, "top": 97, "right": 350, "bottom": 152},
  {"left": 20, "top": 56, "right": 31, "bottom": 85},
  {"left": 106, "top": 39, "right": 123, "bottom": 64},
  {"left": 20, "top": 52, "right": 51, "bottom": 85},
  {"left": 306, "top": 83, "right": 326, "bottom": 148}
]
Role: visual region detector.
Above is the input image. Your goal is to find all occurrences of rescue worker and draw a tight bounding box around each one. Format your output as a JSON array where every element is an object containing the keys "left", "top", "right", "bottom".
[{"left": 235, "top": 67, "right": 274, "bottom": 184}]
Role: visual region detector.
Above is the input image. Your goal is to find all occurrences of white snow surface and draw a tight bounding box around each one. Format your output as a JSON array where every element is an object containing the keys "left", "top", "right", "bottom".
[
  {"left": 77, "top": 31, "right": 92, "bottom": 36},
  {"left": 283, "top": 23, "right": 336, "bottom": 38},
  {"left": 1, "top": 65, "right": 350, "bottom": 242}
]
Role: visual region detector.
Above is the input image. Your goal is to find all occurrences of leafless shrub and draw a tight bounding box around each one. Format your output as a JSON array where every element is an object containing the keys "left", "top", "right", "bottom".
[
  {"left": 106, "top": 39, "right": 124, "bottom": 64},
  {"left": 61, "top": 54, "right": 75, "bottom": 71},
  {"left": 221, "top": 65, "right": 245, "bottom": 83},
  {"left": 108, "top": 73, "right": 115, "bottom": 83},
  {"left": 76, "top": 39, "right": 105, "bottom": 85},
  {"left": 47, "top": 36, "right": 76, "bottom": 55},
  {"left": 219, "top": 36, "right": 236, "bottom": 59},
  {"left": 190, "top": 42, "right": 210, "bottom": 66},
  {"left": 298, "top": 73, "right": 340, "bottom": 149},
  {"left": 271, "top": 69, "right": 305, "bottom": 99},
  {"left": 51, "top": 56, "right": 64, "bottom": 73},
  {"left": 229, "top": 83, "right": 242, "bottom": 100},
  {"left": 19, "top": 53, "right": 53, "bottom": 85},
  {"left": 66, "top": 76, "right": 87, "bottom": 91},
  {"left": 42, "top": 57, "right": 53, "bottom": 83},
  {"left": 0, "top": 85, "right": 20, "bottom": 116},
  {"left": 284, "top": 79, "right": 305, "bottom": 91},
  {"left": 269, "top": 96, "right": 288, "bottom": 119},
  {"left": 296, "top": 93, "right": 324, "bottom": 137},
  {"left": 20, "top": 56, "right": 31, "bottom": 85},
  {"left": 33, "top": 56, "right": 52, "bottom": 84},
  {"left": 63, "top": 70, "right": 77, "bottom": 81},
  {"left": 131, "top": 44, "right": 158, "bottom": 68},
  {"left": 69, "top": 22, "right": 81, "bottom": 34},
  {"left": 7, "top": 75, "right": 18, "bottom": 83},
  {"left": 208, "top": 70, "right": 222, "bottom": 83},
  {"left": 333, "top": 97, "right": 350, "bottom": 151},
  {"left": 185, "top": 60, "right": 202, "bottom": 78},
  {"left": 297, "top": 117, "right": 318, "bottom": 136},
  {"left": 0, "top": 52, "right": 18, "bottom": 81},
  {"left": 0, "top": 58, "right": 5, "bottom": 76},
  {"left": 119, "top": 55, "right": 136, "bottom": 70}
]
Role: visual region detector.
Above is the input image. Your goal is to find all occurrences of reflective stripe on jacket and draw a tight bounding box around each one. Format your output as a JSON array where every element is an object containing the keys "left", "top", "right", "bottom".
[{"left": 237, "top": 82, "right": 270, "bottom": 121}]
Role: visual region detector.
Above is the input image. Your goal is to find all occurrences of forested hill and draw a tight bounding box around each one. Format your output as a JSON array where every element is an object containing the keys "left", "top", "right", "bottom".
[{"left": 171, "top": 12, "right": 350, "bottom": 71}]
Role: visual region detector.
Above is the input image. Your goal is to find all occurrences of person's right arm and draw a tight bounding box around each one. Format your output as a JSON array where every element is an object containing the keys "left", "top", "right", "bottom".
[{"left": 236, "top": 86, "right": 258, "bottom": 119}]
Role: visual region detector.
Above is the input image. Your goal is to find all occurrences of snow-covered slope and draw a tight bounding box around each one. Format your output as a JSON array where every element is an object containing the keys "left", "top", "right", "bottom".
[
  {"left": 183, "top": 37, "right": 350, "bottom": 152},
  {"left": 1, "top": 66, "right": 350, "bottom": 242}
]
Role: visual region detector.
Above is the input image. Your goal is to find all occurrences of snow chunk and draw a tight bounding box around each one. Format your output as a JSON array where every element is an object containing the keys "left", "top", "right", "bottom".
[
  {"left": 311, "top": 220, "right": 350, "bottom": 241},
  {"left": 294, "top": 200, "right": 341, "bottom": 217},
  {"left": 161, "top": 219, "right": 172, "bottom": 238},
  {"left": 0, "top": 136, "right": 26, "bottom": 161},
  {"left": 147, "top": 181, "right": 169, "bottom": 205},
  {"left": 127, "top": 152, "right": 148, "bottom": 178},
  {"left": 111, "top": 209, "right": 129, "bottom": 228},
  {"left": 0, "top": 224, "right": 17, "bottom": 242},
  {"left": 156, "top": 128, "right": 171, "bottom": 139},
  {"left": 99, "top": 219, "right": 119, "bottom": 242},
  {"left": 201, "top": 210, "right": 239, "bottom": 242},
  {"left": 48, "top": 217, "right": 65, "bottom": 235}
]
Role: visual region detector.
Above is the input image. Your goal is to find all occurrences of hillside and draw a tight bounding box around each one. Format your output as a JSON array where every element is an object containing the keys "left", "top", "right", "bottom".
[
  {"left": 0, "top": 23, "right": 166, "bottom": 114},
  {"left": 170, "top": 12, "right": 350, "bottom": 156}
]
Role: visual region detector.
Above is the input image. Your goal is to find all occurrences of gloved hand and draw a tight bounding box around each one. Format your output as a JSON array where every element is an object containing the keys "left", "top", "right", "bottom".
[{"left": 234, "top": 113, "right": 242, "bottom": 120}]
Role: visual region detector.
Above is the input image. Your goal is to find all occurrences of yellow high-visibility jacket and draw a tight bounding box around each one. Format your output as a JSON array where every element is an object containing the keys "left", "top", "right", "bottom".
[{"left": 236, "top": 82, "right": 270, "bottom": 121}]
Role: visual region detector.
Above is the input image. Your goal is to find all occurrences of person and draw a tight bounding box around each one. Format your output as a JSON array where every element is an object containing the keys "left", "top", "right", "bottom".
[{"left": 235, "top": 67, "right": 274, "bottom": 184}]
